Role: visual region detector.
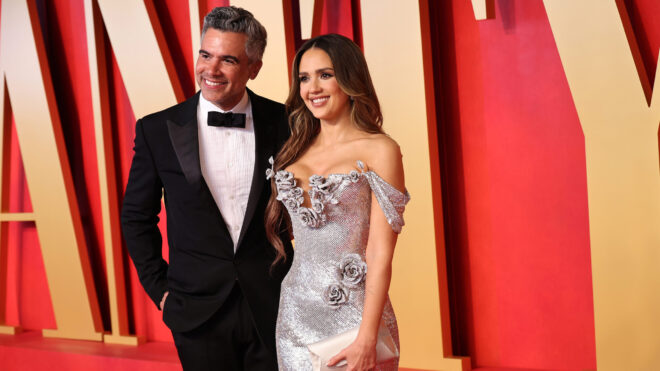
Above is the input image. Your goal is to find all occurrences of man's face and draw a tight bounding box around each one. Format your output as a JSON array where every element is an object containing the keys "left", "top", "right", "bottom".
[{"left": 195, "top": 29, "right": 262, "bottom": 110}]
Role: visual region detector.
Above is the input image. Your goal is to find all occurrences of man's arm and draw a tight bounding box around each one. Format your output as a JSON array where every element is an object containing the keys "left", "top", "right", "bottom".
[{"left": 120, "top": 119, "right": 169, "bottom": 309}]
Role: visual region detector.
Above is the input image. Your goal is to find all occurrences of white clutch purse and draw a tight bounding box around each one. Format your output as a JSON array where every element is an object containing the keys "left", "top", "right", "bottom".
[{"left": 307, "top": 323, "right": 399, "bottom": 371}]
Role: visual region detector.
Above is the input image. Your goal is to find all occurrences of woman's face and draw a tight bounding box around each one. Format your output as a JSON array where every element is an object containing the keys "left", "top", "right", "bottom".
[{"left": 298, "top": 48, "right": 351, "bottom": 124}]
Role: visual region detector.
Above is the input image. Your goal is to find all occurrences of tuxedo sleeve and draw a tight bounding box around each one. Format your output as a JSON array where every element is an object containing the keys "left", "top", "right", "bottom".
[{"left": 120, "top": 119, "right": 168, "bottom": 308}]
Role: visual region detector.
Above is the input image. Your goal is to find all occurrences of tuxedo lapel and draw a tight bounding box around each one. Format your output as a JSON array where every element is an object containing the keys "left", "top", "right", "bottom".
[
  {"left": 236, "top": 90, "right": 277, "bottom": 249},
  {"left": 166, "top": 92, "right": 232, "bottom": 244},
  {"left": 166, "top": 93, "right": 202, "bottom": 185},
  {"left": 166, "top": 122, "right": 202, "bottom": 185}
]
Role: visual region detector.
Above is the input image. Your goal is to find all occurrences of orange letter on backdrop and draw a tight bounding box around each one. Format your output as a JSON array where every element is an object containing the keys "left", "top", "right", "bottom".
[
  {"left": 0, "top": 0, "right": 103, "bottom": 340},
  {"left": 473, "top": 1, "right": 660, "bottom": 370},
  {"left": 360, "top": 0, "right": 469, "bottom": 369},
  {"left": 544, "top": 1, "right": 660, "bottom": 370}
]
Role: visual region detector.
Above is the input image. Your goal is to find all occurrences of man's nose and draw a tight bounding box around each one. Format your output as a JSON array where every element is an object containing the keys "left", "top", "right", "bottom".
[{"left": 209, "top": 60, "right": 223, "bottom": 75}]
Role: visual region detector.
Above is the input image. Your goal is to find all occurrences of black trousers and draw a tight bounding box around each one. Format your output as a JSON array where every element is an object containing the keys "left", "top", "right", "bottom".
[{"left": 170, "top": 286, "right": 277, "bottom": 371}]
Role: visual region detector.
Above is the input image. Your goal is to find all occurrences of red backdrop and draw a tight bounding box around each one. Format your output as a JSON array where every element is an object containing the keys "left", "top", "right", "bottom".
[
  {"left": 1, "top": 0, "right": 658, "bottom": 370},
  {"left": 431, "top": 0, "right": 658, "bottom": 369}
]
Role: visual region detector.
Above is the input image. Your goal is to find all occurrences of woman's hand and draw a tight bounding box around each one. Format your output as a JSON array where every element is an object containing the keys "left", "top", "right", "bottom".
[{"left": 326, "top": 334, "right": 377, "bottom": 371}]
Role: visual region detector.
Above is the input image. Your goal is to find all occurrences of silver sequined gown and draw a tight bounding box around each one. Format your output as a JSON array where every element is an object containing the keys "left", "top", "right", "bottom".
[{"left": 267, "top": 159, "right": 410, "bottom": 371}]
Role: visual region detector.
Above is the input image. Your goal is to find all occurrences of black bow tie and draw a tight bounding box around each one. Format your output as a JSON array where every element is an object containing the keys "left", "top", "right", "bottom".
[{"left": 207, "top": 111, "right": 246, "bottom": 128}]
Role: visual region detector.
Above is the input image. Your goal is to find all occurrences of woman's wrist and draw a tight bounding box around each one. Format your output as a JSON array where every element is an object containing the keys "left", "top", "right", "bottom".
[{"left": 356, "top": 328, "right": 379, "bottom": 346}]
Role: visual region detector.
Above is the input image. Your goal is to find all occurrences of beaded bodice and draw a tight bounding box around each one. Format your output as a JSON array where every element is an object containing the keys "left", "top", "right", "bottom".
[{"left": 267, "top": 156, "right": 410, "bottom": 371}]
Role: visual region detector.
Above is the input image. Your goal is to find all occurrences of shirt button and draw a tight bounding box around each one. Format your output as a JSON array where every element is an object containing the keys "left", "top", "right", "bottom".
[
  {"left": 229, "top": 195, "right": 234, "bottom": 200},
  {"left": 225, "top": 132, "right": 231, "bottom": 136},
  {"left": 233, "top": 226, "right": 240, "bottom": 231}
]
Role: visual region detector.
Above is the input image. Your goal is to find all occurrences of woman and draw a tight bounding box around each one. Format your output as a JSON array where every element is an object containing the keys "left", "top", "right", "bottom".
[{"left": 265, "top": 34, "right": 410, "bottom": 371}]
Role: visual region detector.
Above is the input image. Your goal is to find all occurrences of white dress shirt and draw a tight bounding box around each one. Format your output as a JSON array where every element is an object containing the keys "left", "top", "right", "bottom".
[{"left": 197, "top": 91, "right": 255, "bottom": 251}]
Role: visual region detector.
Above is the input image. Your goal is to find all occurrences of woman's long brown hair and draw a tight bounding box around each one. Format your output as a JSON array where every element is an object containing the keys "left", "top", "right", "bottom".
[{"left": 266, "top": 34, "right": 384, "bottom": 265}]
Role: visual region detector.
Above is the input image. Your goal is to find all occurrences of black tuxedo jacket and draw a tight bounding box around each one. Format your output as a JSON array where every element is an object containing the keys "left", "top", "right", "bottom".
[{"left": 120, "top": 89, "right": 293, "bottom": 353}]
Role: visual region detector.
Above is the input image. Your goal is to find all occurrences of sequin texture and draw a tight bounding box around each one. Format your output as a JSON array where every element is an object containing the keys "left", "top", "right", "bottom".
[{"left": 269, "top": 158, "right": 411, "bottom": 370}]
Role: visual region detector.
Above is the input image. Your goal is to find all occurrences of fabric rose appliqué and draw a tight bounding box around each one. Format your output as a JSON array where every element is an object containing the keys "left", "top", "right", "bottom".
[
  {"left": 298, "top": 207, "right": 324, "bottom": 228},
  {"left": 283, "top": 187, "right": 304, "bottom": 209},
  {"left": 310, "top": 174, "right": 342, "bottom": 206},
  {"left": 322, "top": 254, "right": 367, "bottom": 307},
  {"left": 265, "top": 156, "right": 275, "bottom": 180},
  {"left": 349, "top": 170, "right": 360, "bottom": 183},
  {"left": 339, "top": 253, "right": 368, "bottom": 288},
  {"left": 309, "top": 175, "right": 331, "bottom": 193},
  {"left": 275, "top": 170, "right": 296, "bottom": 192},
  {"left": 323, "top": 284, "right": 349, "bottom": 307}
]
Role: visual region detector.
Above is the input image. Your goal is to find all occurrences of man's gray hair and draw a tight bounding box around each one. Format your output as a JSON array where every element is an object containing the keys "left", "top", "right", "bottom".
[{"left": 201, "top": 6, "right": 267, "bottom": 63}]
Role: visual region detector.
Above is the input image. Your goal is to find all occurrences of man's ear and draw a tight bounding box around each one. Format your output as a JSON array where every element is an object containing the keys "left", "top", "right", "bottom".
[{"left": 249, "top": 60, "right": 263, "bottom": 80}]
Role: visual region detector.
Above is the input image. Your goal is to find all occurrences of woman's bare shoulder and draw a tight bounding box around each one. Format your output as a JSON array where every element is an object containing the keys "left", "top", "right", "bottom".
[
  {"left": 356, "top": 134, "right": 401, "bottom": 166},
  {"left": 355, "top": 133, "right": 404, "bottom": 190}
]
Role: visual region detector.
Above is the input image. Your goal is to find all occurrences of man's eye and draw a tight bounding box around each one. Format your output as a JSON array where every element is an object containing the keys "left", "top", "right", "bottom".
[{"left": 223, "top": 58, "right": 237, "bottom": 65}]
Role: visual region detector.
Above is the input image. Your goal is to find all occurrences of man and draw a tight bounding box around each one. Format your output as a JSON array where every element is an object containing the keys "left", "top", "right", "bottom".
[{"left": 120, "top": 6, "right": 293, "bottom": 370}]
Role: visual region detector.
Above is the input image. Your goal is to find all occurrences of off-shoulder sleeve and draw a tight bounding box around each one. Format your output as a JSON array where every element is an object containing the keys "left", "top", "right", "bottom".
[{"left": 358, "top": 161, "right": 411, "bottom": 233}]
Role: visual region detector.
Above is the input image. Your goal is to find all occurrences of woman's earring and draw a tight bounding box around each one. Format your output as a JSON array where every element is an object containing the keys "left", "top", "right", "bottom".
[{"left": 349, "top": 96, "right": 354, "bottom": 102}]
